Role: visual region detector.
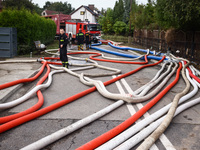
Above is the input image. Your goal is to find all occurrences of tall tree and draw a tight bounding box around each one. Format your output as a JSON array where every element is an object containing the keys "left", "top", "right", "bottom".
[
  {"left": 33, "top": 3, "right": 42, "bottom": 14},
  {"left": 43, "top": 1, "right": 74, "bottom": 14},
  {"left": 98, "top": 8, "right": 114, "bottom": 34},
  {"left": 113, "top": 0, "right": 125, "bottom": 22},
  {"left": 2, "top": 0, "right": 34, "bottom": 12},
  {"left": 123, "top": 0, "right": 131, "bottom": 24},
  {"left": 155, "top": 0, "right": 200, "bottom": 31}
]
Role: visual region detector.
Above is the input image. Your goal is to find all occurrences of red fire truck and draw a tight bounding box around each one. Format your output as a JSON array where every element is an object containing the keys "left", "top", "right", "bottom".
[
  {"left": 65, "top": 21, "right": 101, "bottom": 43},
  {"left": 43, "top": 15, "right": 101, "bottom": 42},
  {"left": 43, "top": 14, "right": 71, "bottom": 36}
]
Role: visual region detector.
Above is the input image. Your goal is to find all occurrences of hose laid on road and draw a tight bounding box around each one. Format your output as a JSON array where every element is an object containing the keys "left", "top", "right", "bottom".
[
  {"left": 0, "top": 63, "right": 50, "bottom": 110},
  {"left": 20, "top": 59, "right": 165, "bottom": 150},
  {"left": 91, "top": 45, "right": 166, "bottom": 61},
  {"left": 116, "top": 96, "right": 200, "bottom": 150},
  {"left": 0, "top": 61, "right": 47, "bottom": 90},
  {"left": 188, "top": 66, "right": 200, "bottom": 83},
  {"left": 136, "top": 62, "right": 173, "bottom": 96},
  {"left": 97, "top": 62, "right": 198, "bottom": 150},
  {"left": 0, "top": 55, "right": 101, "bottom": 110},
  {"left": 76, "top": 62, "right": 181, "bottom": 150},
  {"left": 90, "top": 53, "right": 149, "bottom": 64},
  {"left": 0, "top": 56, "right": 165, "bottom": 133},
  {"left": 20, "top": 100, "right": 124, "bottom": 150},
  {"left": 137, "top": 61, "right": 190, "bottom": 150},
  {"left": 46, "top": 48, "right": 147, "bottom": 62},
  {"left": 191, "top": 65, "right": 200, "bottom": 76},
  {"left": 0, "top": 65, "right": 58, "bottom": 123},
  {"left": 108, "top": 42, "right": 159, "bottom": 55},
  {"left": 133, "top": 62, "right": 168, "bottom": 95},
  {"left": 80, "top": 62, "right": 177, "bottom": 103},
  {"left": 0, "top": 60, "right": 37, "bottom": 64},
  {"left": 43, "top": 51, "right": 122, "bottom": 77},
  {"left": 113, "top": 63, "right": 199, "bottom": 150},
  {"left": 190, "top": 66, "right": 200, "bottom": 88},
  {"left": 101, "top": 53, "right": 145, "bottom": 61}
]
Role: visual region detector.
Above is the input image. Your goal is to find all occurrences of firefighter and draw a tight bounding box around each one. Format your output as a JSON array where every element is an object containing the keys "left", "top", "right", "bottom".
[
  {"left": 85, "top": 31, "right": 91, "bottom": 50},
  {"left": 59, "top": 28, "right": 69, "bottom": 68},
  {"left": 76, "top": 29, "right": 84, "bottom": 50}
]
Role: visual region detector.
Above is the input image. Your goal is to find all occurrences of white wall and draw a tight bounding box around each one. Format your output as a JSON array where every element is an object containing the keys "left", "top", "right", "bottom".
[{"left": 71, "top": 7, "right": 96, "bottom": 23}]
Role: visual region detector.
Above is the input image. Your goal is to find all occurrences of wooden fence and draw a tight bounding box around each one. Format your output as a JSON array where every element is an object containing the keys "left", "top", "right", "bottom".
[{"left": 133, "top": 29, "right": 200, "bottom": 64}]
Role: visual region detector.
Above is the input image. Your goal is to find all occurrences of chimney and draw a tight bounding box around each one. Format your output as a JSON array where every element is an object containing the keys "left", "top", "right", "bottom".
[{"left": 88, "top": 4, "right": 94, "bottom": 11}]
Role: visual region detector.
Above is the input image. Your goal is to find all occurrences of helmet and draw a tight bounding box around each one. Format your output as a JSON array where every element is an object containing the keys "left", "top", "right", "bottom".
[{"left": 79, "top": 29, "right": 82, "bottom": 32}]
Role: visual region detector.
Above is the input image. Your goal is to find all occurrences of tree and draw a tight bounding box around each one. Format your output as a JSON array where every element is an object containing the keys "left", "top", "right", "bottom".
[
  {"left": 43, "top": 1, "right": 74, "bottom": 14},
  {"left": 155, "top": 0, "right": 200, "bottom": 31},
  {"left": 2, "top": 0, "right": 35, "bottom": 12},
  {"left": 113, "top": 21, "right": 127, "bottom": 35},
  {"left": 2, "top": 0, "right": 43, "bottom": 15},
  {"left": 0, "top": 8, "right": 56, "bottom": 54},
  {"left": 43, "top": 1, "right": 51, "bottom": 9},
  {"left": 113, "top": 0, "right": 125, "bottom": 22},
  {"left": 98, "top": 8, "right": 114, "bottom": 34},
  {"left": 123, "top": 0, "right": 131, "bottom": 24},
  {"left": 33, "top": 3, "right": 42, "bottom": 15}
]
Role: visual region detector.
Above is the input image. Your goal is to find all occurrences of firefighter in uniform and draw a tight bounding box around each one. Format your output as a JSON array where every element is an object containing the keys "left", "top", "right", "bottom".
[
  {"left": 59, "top": 28, "right": 69, "bottom": 68},
  {"left": 76, "top": 29, "right": 84, "bottom": 50},
  {"left": 85, "top": 31, "right": 91, "bottom": 50}
]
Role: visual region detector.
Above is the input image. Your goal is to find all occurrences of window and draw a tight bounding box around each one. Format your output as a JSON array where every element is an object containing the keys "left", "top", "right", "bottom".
[
  {"left": 80, "top": 11, "right": 85, "bottom": 15},
  {"left": 84, "top": 25, "right": 87, "bottom": 30}
]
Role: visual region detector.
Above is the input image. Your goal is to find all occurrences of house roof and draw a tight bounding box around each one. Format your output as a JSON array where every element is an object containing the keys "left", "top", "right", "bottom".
[
  {"left": 44, "top": 10, "right": 61, "bottom": 15},
  {"left": 70, "top": 5, "right": 98, "bottom": 16}
]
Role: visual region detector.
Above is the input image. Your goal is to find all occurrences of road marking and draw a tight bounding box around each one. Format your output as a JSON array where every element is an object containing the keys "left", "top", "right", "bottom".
[
  {"left": 113, "top": 75, "right": 141, "bottom": 124},
  {"left": 120, "top": 77, "right": 176, "bottom": 150},
  {"left": 113, "top": 75, "right": 159, "bottom": 150}
]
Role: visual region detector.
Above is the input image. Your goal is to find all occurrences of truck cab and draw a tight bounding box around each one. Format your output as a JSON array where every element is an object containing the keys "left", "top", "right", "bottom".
[{"left": 65, "top": 21, "right": 101, "bottom": 43}]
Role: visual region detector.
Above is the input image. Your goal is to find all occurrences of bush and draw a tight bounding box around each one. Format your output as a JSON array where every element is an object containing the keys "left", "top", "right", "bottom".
[
  {"left": 0, "top": 8, "right": 56, "bottom": 54},
  {"left": 113, "top": 21, "right": 127, "bottom": 35}
]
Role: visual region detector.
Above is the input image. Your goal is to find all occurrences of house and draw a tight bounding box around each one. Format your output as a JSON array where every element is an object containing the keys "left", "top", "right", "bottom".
[
  {"left": 70, "top": 5, "right": 101, "bottom": 23},
  {"left": 41, "top": 9, "right": 60, "bottom": 16}
]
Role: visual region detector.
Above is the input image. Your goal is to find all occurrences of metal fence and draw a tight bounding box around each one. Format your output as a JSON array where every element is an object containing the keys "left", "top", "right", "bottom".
[
  {"left": 133, "top": 29, "right": 200, "bottom": 64},
  {"left": 0, "top": 27, "right": 17, "bottom": 58}
]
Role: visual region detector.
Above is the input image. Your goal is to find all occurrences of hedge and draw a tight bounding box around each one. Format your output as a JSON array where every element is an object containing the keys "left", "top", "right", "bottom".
[{"left": 0, "top": 8, "right": 56, "bottom": 54}]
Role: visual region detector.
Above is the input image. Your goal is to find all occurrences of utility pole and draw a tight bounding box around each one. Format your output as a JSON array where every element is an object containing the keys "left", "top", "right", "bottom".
[{"left": 128, "top": 0, "right": 133, "bottom": 45}]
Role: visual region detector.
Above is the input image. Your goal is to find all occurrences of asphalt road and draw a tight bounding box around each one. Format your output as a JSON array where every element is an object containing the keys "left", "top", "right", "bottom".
[{"left": 0, "top": 45, "right": 200, "bottom": 150}]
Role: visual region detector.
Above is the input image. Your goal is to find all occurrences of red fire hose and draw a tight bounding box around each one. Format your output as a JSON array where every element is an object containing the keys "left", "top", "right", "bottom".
[
  {"left": 0, "top": 62, "right": 47, "bottom": 90},
  {"left": 0, "top": 56, "right": 165, "bottom": 133},
  {"left": 0, "top": 63, "right": 50, "bottom": 124},
  {"left": 76, "top": 62, "right": 182, "bottom": 150}
]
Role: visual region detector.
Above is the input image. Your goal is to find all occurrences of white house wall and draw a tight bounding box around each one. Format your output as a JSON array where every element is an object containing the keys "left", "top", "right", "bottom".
[{"left": 71, "top": 7, "right": 96, "bottom": 23}]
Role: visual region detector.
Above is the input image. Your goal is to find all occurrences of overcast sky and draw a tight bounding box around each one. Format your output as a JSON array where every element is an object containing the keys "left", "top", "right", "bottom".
[{"left": 32, "top": 0, "right": 148, "bottom": 10}]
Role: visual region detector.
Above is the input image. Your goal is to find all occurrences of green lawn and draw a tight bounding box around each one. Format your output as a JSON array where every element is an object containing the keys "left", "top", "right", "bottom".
[{"left": 46, "top": 40, "right": 59, "bottom": 49}]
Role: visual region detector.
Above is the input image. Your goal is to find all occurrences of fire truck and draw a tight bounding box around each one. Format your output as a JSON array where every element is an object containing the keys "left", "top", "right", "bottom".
[
  {"left": 43, "top": 14, "right": 71, "bottom": 36},
  {"left": 43, "top": 15, "right": 101, "bottom": 42},
  {"left": 65, "top": 21, "right": 101, "bottom": 43}
]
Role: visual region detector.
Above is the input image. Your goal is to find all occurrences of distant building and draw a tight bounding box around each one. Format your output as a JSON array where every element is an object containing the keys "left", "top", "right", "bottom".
[
  {"left": 41, "top": 10, "right": 60, "bottom": 16},
  {"left": 70, "top": 5, "right": 101, "bottom": 23}
]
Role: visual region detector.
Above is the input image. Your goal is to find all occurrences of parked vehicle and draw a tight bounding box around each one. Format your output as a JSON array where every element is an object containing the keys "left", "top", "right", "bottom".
[{"left": 65, "top": 21, "right": 101, "bottom": 43}]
